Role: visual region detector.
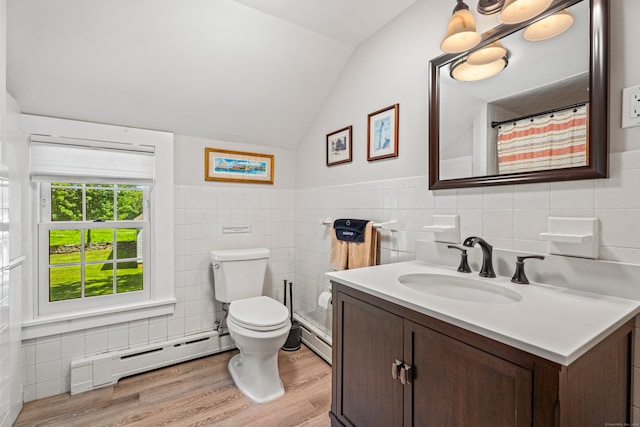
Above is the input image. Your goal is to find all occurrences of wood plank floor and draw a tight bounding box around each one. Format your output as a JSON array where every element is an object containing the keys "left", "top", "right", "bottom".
[{"left": 15, "top": 344, "right": 332, "bottom": 427}]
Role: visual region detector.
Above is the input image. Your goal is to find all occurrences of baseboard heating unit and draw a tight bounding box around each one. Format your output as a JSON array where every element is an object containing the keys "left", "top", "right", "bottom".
[
  {"left": 295, "top": 314, "right": 332, "bottom": 364},
  {"left": 70, "top": 331, "right": 235, "bottom": 394}
]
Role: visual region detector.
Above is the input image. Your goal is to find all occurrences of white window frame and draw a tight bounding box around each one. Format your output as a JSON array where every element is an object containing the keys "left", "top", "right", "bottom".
[
  {"left": 37, "top": 183, "right": 151, "bottom": 316},
  {"left": 21, "top": 118, "right": 175, "bottom": 340}
]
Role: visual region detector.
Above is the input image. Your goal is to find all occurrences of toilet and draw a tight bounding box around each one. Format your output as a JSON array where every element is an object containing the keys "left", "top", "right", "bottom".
[{"left": 210, "top": 248, "right": 291, "bottom": 404}]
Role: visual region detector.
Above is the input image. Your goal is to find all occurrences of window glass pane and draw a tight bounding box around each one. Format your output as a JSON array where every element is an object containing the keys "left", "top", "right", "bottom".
[
  {"left": 49, "top": 266, "right": 81, "bottom": 301},
  {"left": 116, "top": 228, "right": 141, "bottom": 260},
  {"left": 85, "top": 228, "right": 114, "bottom": 262},
  {"left": 116, "top": 262, "right": 143, "bottom": 293},
  {"left": 84, "top": 263, "right": 114, "bottom": 297},
  {"left": 86, "top": 188, "right": 114, "bottom": 221},
  {"left": 49, "top": 230, "right": 81, "bottom": 264},
  {"left": 51, "top": 186, "right": 83, "bottom": 221},
  {"left": 117, "top": 188, "right": 144, "bottom": 220},
  {"left": 42, "top": 182, "right": 149, "bottom": 312}
]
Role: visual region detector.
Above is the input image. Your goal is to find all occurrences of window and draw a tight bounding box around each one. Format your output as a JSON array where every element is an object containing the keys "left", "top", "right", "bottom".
[
  {"left": 38, "top": 183, "right": 150, "bottom": 314},
  {"left": 24, "top": 131, "right": 174, "bottom": 338}
]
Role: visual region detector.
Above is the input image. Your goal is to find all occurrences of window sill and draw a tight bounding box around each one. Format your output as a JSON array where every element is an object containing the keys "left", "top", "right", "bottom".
[{"left": 22, "top": 299, "right": 176, "bottom": 340}]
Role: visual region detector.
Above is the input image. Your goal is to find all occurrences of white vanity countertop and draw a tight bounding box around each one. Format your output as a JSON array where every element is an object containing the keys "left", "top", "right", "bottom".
[{"left": 326, "top": 260, "right": 640, "bottom": 365}]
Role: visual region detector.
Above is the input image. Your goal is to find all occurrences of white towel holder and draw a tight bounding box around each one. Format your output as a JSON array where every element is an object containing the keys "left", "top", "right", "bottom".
[
  {"left": 319, "top": 218, "right": 398, "bottom": 231},
  {"left": 320, "top": 218, "right": 332, "bottom": 226},
  {"left": 373, "top": 220, "right": 398, "bottom": 231}
]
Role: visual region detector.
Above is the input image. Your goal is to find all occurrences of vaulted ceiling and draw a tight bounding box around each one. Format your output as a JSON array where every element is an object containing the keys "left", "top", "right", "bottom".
[{"left": 7, "top": 0, "right": 416, "bottom": 149}]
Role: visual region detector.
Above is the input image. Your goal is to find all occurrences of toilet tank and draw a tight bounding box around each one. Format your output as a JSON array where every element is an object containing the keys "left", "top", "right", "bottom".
[{"left": 209, "top": 248, "right": 270, "bottom": 303}]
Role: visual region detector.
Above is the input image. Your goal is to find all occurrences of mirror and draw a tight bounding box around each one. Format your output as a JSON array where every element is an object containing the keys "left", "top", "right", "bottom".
[{"left": 429, "top": 0, "right": 608, "bottom": 190}]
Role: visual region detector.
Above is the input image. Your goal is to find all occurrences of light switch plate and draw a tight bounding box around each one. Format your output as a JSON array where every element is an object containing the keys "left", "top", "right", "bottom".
[{"left": 622, "top": 85, "right": 640, "bottom": 128}]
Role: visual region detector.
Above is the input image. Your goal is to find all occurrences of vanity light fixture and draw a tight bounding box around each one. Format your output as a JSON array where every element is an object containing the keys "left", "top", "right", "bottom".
[
  {"left": 499, "top": 0, "right": 553, "bottom": 24},
  {"left": 440, "top": 0, "right": 482, "bottom": 53},
  {"left": 450, "top": 52, "right": 509, "bottom": 82},
  {"left": 466, "top": 40, "right": 507, "bottom": 65},
  {"left": 477, "top": 0, "right": 506, "bottom": 15},
  {"left": 523, "top": 10, "right": 574, "bottom": 41}
]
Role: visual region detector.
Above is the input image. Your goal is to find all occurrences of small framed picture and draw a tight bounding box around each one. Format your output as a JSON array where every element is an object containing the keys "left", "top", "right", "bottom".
[
  {"left": 326, "top": 126, "right": 353, "bottom": 166},
  {"left": 205, "top": 148, "right": 274, "bottom": 184},
  {"left": 367, "top": 104, "right": 399, "bottom": 161}
]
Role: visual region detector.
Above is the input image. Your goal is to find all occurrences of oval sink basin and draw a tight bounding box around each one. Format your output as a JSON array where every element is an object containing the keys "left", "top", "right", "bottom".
[{"left": 397, "top": 273, "right": 522, "bottom": 304}]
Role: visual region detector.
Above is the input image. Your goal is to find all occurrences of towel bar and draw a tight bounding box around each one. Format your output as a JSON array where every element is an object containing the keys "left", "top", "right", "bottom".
[{"left": 319, "top": 218, "right": 398, "bottom": 231}]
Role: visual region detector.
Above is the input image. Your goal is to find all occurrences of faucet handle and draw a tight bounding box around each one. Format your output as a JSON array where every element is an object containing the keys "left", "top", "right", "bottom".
[
  {"left": 447, "top": 245, "right": 472, "bottom": 273},
  {"left": 511, "top": 255, "right": 545, "bottom": 285}
]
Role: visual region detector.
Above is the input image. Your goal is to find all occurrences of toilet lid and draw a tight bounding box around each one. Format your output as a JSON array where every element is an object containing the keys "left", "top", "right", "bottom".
[{"left": 229, "top": 296, "right": 290, "bottom": 331}]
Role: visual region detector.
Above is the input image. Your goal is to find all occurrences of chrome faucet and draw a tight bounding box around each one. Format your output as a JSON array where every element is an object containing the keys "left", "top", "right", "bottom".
[{"left": 462, "top": 236, "right": 496, "bottom": 278}]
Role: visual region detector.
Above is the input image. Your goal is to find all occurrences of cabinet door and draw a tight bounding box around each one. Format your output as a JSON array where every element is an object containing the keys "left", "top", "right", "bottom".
[
  {"left": 405, "top": 321, "right": 533, "bottom": 427},
  {"left": 333, "top": 292, "right": 404, "bottom": 427}
]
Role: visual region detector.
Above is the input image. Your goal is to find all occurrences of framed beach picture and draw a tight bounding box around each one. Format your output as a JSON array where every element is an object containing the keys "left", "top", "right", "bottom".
[
  {"left": 326, "top": 126, "right": 353, "bottom": 166},
  {"left": 205, "top": 148, "right": 274, "bottom": 184},
  {"left": 367, "top": 103, "right": 399, "bottom": 161}
]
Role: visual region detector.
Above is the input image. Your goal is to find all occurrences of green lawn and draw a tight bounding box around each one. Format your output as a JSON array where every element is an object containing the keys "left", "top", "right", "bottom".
[
  {"left": 49, "top": 229, "right": 143, "bottom": 302},
  {"left": 49, "top": 228, "right": 138, "bottom": 246}
]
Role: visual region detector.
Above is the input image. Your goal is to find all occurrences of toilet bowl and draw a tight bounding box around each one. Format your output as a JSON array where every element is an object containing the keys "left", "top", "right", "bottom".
[
  {"left": 210, "top": 248, "right": 291, "bottom": 403},
  {"left": 226, "top": 296, "right": 291, "bottom": 403}
]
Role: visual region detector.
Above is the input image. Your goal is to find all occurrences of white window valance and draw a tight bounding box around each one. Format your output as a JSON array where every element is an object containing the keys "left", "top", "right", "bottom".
[{"left": 30, "top": 134, "right": 155, "bottom": 184}]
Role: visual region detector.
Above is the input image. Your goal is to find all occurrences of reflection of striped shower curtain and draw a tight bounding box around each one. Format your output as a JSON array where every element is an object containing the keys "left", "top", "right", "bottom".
[{"left": 497, "top": 104, "right": 588, "bottom": 174}]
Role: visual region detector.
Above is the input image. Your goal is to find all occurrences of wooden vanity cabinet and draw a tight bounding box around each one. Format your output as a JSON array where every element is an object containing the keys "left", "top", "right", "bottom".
[{"left": 330, "top": 283, "right": 634, "bottom": 427}]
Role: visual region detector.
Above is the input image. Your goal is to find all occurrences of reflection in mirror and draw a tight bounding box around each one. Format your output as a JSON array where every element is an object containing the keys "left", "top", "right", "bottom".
[
  {"left": 440, "top": 0, "right": 588, "bottom": 180},
  {"left": 429, "top": 0, "right": 608, "bottom": 189}
]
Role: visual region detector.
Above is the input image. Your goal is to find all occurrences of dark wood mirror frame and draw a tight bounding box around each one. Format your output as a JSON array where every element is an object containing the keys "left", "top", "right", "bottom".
[{"left": 428, "top": 0, "right": 608, "bottom": 190}]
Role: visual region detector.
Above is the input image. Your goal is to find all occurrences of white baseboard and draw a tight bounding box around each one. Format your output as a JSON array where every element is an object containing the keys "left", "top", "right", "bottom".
[
  {"left": 70, "top": 331, "right": 235, "bottom": 394},
  {"left": 296, "top": 315, "right": 332, "bottom": 364}
]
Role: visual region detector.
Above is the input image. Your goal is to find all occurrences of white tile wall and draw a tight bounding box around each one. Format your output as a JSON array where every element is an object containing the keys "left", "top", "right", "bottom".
[
  {"left": 0, "top": 176, "right": 11, "bottom": 425},
  {"left": 21, "top": 150, "right": 640, "bottom": 404},
  {"left": 21, "top": 184, "right": 295, "bottom": 402},
  {"left": 293, "top": 150, "right": 640, "bottom": 336},
  {"left": 294, "top": 177, "right": 426, "bottom": 332}
]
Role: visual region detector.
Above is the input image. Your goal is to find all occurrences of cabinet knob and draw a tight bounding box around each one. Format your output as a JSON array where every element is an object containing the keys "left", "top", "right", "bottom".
[
  {"left": 392, "top": 359, "right": 413, "bottom": 385},
  {"left": 391, "top": 359, "right": 402, "bottom": 381},
  {"left": 400, "top": 363, "right": 412, "bottom": 385}
]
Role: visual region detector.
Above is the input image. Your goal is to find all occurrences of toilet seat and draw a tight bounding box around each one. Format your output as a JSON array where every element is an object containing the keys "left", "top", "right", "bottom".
[{"left": 229, "top": 296, "right": 290, "bottom": 332}]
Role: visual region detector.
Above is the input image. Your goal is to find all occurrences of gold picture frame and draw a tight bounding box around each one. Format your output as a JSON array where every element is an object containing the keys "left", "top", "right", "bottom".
[{"left": 205, "top": 148, "right": 274, "bottom": 184}]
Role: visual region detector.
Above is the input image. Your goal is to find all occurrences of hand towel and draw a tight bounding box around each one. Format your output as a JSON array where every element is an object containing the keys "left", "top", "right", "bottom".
[
  {"left": 347, "top": 221, "right": 378, "bottom": 269},
  {"left": 330, "top": 228, "right": 349, "bottom": 271}
]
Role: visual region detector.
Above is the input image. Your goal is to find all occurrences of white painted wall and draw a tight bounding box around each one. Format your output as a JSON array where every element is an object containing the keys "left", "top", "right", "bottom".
[
  {"left": 293, "top": 0, "right": 640, "bottom": 418},
  {"left": 18, "top": 127, "right": 296, "bottom": 402},
  {"left": 172, "top": 133, "right": 296, "bottom": 315},
  {"left": 292, "top": 0, "right": 640, "bottom": 266},
  {"left": 18, "top": 116, "right": 177, "bottom": 400},
  {"left": 294, "top": 0, "right": 449, "bottom": 189},
  {"left": 1, "top": 0, "right": 24, "bottom": 422},
  {"left": 0, "top": 0, "right": 5, "bottom": 119},
  {"left": 294, "top": 0, "right": 640, "bottom": 189},
  {"left": 8, "top": 0, "right": 640, "bottom": 416},
  {"left": 2, "top": 94, "right": 23, "bottom": 427},
  {"left": 174, "top": 134, "right": 296, "bottom": 189}
]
